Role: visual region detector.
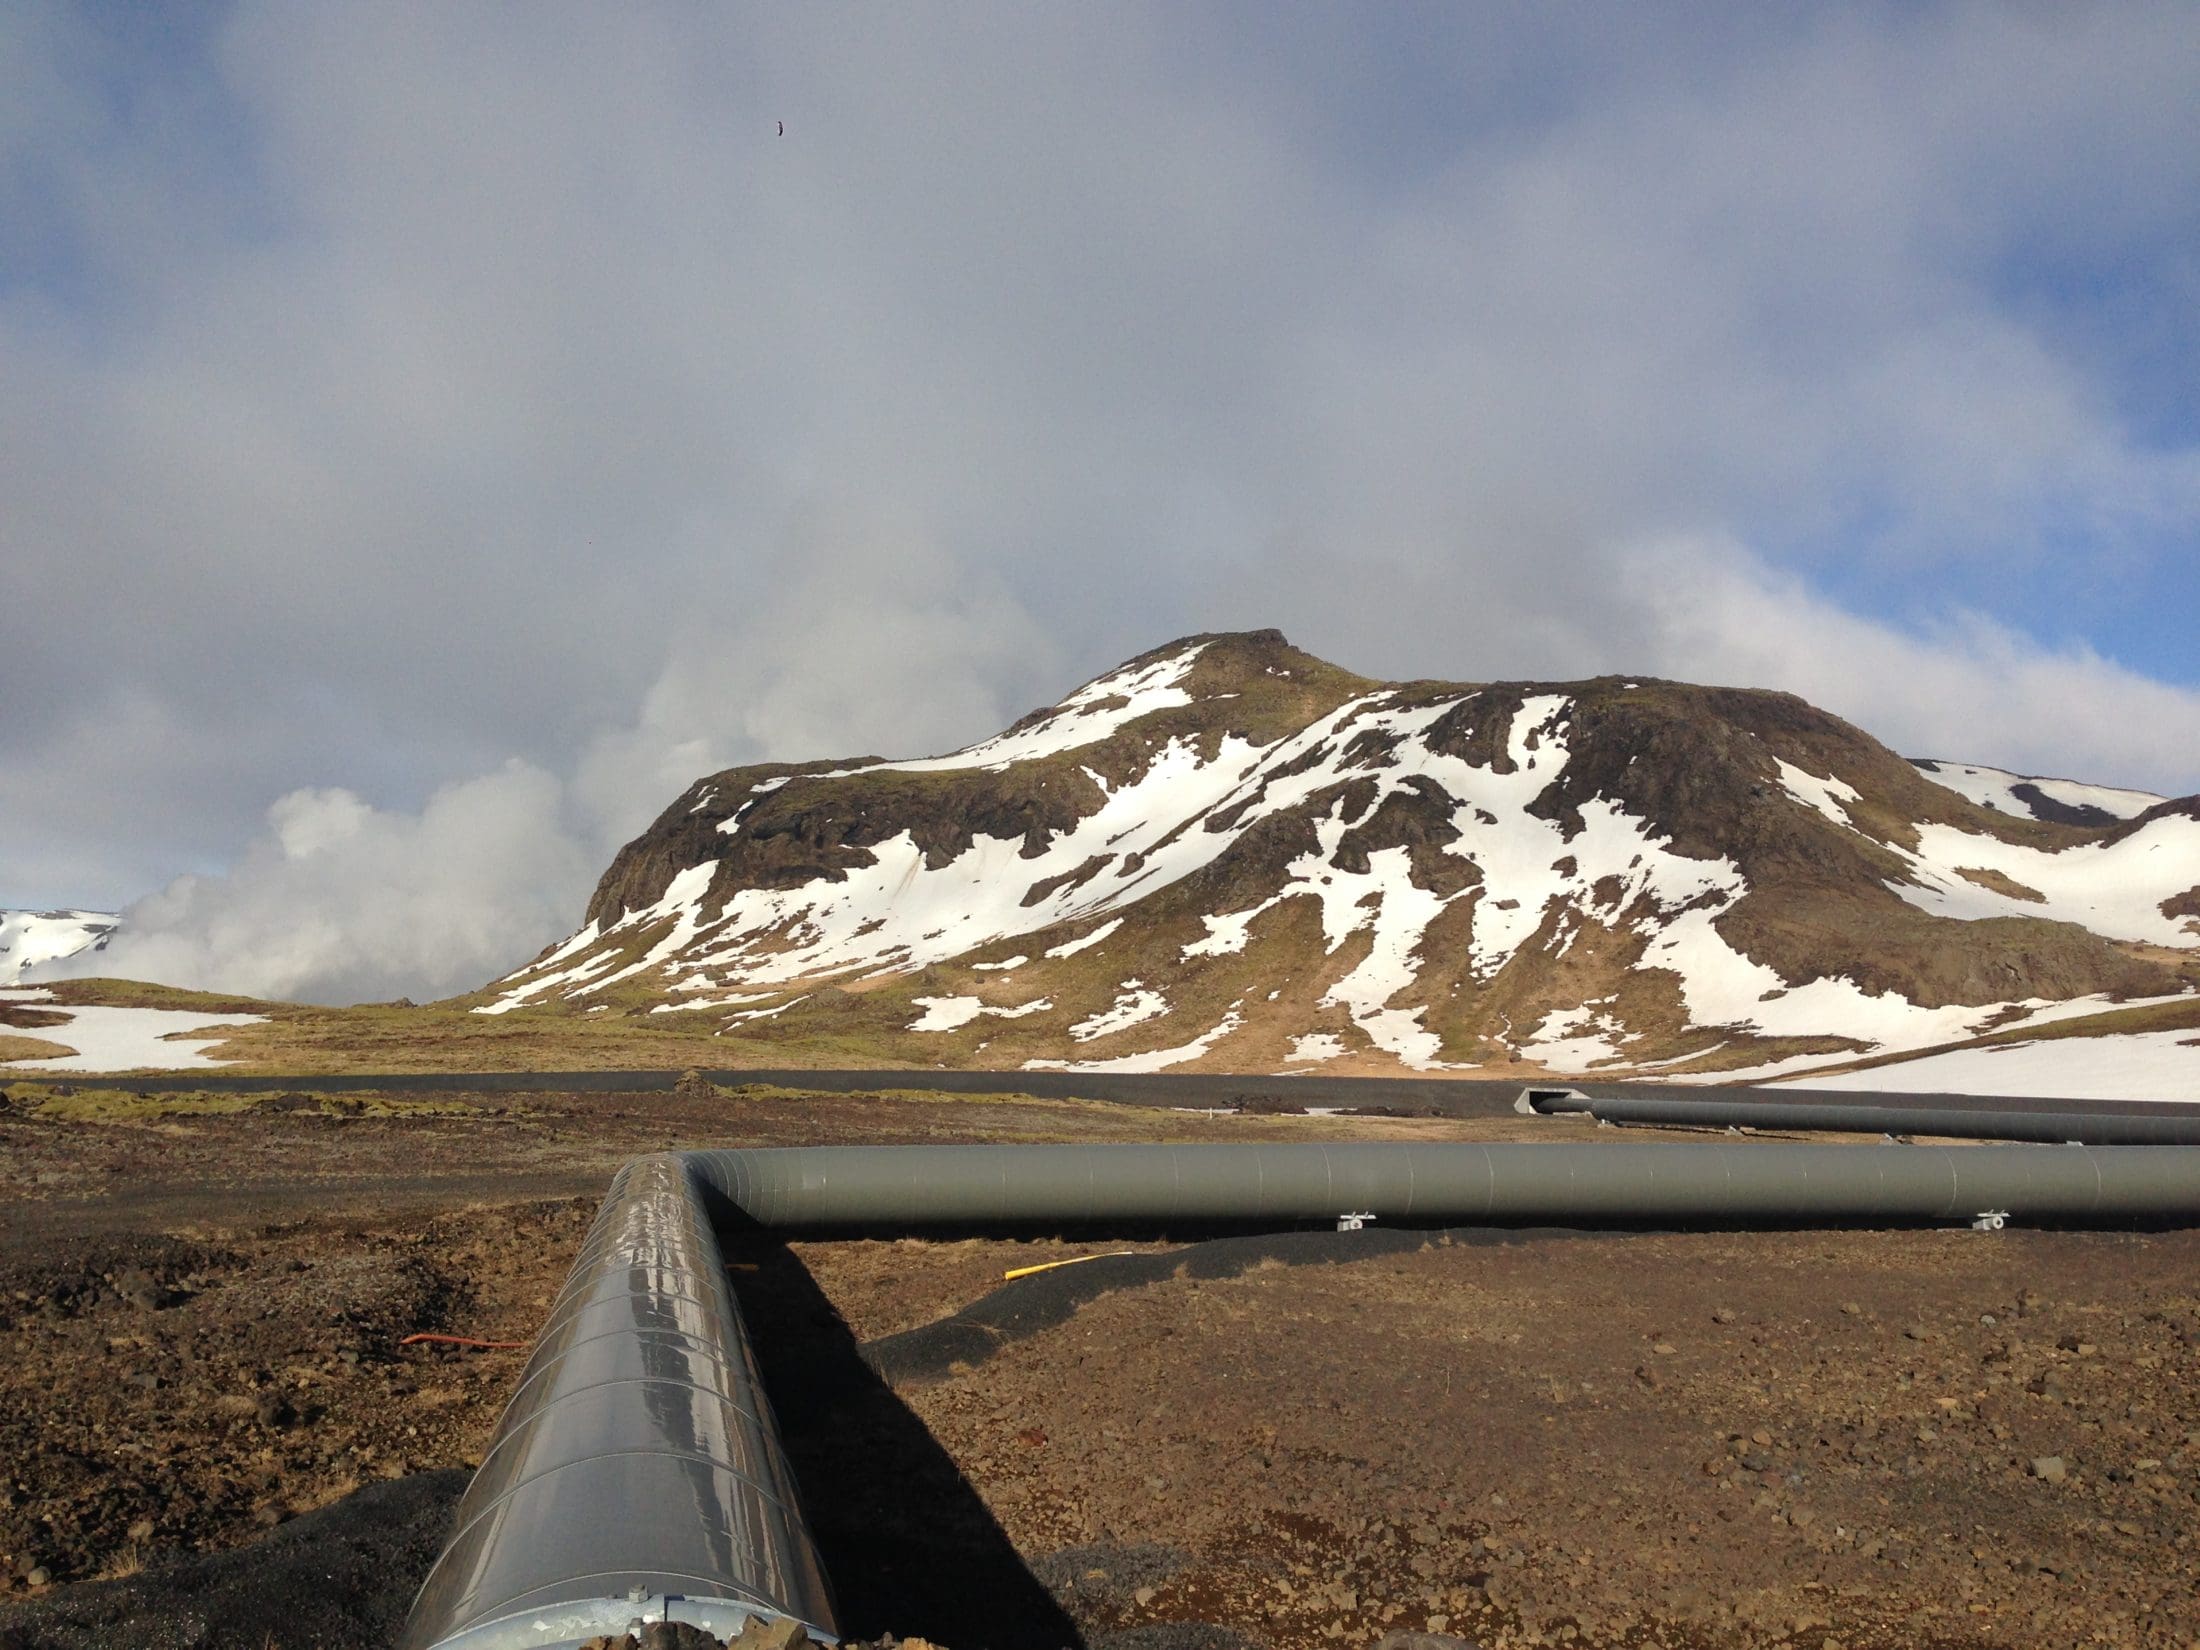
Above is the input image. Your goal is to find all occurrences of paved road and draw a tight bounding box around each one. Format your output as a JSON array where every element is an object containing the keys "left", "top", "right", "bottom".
[{"left": 9, "top": 1064, "right": 2193, "bottom": 1118}]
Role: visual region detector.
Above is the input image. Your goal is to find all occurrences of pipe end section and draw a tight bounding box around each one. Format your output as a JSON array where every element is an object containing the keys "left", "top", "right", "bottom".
[{"left": 417, "top": 1597, "right": 835, "bottom": 1650}]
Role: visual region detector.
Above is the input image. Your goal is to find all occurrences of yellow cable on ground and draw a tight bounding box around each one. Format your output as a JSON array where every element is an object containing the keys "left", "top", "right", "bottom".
[{"left": 1003, "top": 1250, "right": 1142, "bottom": 1280}]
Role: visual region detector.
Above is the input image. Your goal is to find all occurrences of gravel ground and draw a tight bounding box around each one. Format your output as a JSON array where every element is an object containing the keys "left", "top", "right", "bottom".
[{"left": 0, "top": 1083, "right": 2195, "bottom": 1648}]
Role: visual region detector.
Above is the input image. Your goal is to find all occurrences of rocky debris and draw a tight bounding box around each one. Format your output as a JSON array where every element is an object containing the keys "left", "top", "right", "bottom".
[
  {"left": 1089, "top": 1628, "right": 1258, "bottom": 1650},
  {"left": 886, "top": 1224, "right": 2200, "bottom": 1650},
  {"left": 0, "top": 1204, "right": 593, "bottom": 1597},
  {"left": 1032, "top": 1541, "right": 1193, "bottom": 1617},
  {"left": 6, "top": 1089, "right": 2199, "bottom": 1649},
  {"left": 0, "top": 1236, "right": 224, "bottom": 1331}
]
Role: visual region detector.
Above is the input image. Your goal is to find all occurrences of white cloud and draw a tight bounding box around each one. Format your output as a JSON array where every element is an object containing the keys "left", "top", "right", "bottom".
[
  {"left": 46, "top": 763, "right": 593, "bottom": 1004},
  {"left": 568, "top": 510, "right": 1057, "bottom": 848},
  {"left": 37, "top": 514, "right": 1058, "bottom": 1003},
  {"left": 7, "top": 2, "right": 2200, "bottom": 1001},
  {"left": 1617, "top": 536, "right": 2200, "bottom": 795}
]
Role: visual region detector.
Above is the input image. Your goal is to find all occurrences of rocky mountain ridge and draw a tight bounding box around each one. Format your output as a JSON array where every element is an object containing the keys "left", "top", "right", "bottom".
[{"left": 468, "top": 631, "right": 2200, "bottom": 1082}]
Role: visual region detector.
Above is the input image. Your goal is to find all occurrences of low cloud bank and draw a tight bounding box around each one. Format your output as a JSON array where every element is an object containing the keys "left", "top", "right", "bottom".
[
  {"left": 44, "top": 765, "right": 593, "bottom": 1005},
  {"left": 41, "top": 549, "right": 1050, "bottom": 1004}
]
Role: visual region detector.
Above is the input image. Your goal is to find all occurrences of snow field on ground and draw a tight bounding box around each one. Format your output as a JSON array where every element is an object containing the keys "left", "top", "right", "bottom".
[
  {"left": 1695, "top": 993, "right": 2200, "bottom": 1084},
  {"left": 0, "top": 989, "right": 264, "bottom": 1073}
]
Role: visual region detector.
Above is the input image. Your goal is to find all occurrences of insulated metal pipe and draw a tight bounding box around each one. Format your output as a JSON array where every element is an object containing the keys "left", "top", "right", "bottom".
[
  {"left": 685, "top": 1142, "right": 2200, "bottom": 1229},
  {"left": 1518, "top": 1088, "right": 2200, "bottom": 1146},
  {"left": 402, "top": 1142, "right": 2200, "bottom": 1649},
  {"left": 398, "top": 1154, "right": 834, "bottom": 1650}
]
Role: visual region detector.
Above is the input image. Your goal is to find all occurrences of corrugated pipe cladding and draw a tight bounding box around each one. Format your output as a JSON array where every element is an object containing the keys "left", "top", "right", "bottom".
[{"left": 402, "top": 1141, "right": 2200, "bottom": 1649}]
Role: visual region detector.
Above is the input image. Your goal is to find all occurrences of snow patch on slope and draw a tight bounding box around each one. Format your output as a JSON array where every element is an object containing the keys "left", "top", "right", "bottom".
[
  {"left": 474, "top": 920, "right": 608, "bottom": 1015},
  {"left": 1284, "top": 1032, "right": 1345, "bottom": 1065},
  {"left": 476, "top": 861, "right": 723, "bottom": 1013},
  {"left": 1070, "top": 983, "right": 1170, "bottom": 1042},
  {"left": 835, "top": 644, "right": 1211, "bottom": 776},
  {"left": 1690, "top": 992, "right": 2197, "bottom": 1084},
  {"left": 1523, "top": 1002, "right": 1630, "bottom": 1073},
  {"left": 1045, "top": 919, "right": 1122, "bottom": 959},
  {"left": 1912, "top": 760, "right": 2161, "bottom": 823},
  {"left": 1027, "top": 1007, "right": 1244, "bottom": 1073},
  {"left": 1773, "top": 761, "right": 1862, "bottom": 830},
  {"left": 909, "top": 994, "right": 1053, "bottom": 1032},
  {"left": 1785, "top": 1027, "right": 2200, "bottom": 1102},
  {"left": 684, "top": 738, "right": 1265, "bottom": 990},
  {"left": 1887, "top": 813, "right": 2200, "bottom": 946},
  {"left": 484, "top": 649, "right": 2197, "bottom": 1076}
]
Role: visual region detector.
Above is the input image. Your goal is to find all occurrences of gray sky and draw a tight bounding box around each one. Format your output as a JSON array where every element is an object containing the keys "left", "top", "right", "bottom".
[{"left": 6, "top": 2, "right": 2199, "bottom": 1003}]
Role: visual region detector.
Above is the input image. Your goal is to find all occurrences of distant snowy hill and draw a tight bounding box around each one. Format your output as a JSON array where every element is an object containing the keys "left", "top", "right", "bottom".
[
  {"left": 0, "top": 909, "right": 119, "bottom": 983},
  {"left": 464, "top": 630, "right": 2200, "bottom": 1085}
]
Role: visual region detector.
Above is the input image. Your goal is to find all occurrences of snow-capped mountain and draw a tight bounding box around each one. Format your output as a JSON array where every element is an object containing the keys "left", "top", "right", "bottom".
[
  {"left": 469, "top": 631, "right": 2200, "bottom": 1082},
  {"left": 1, "top": 909, "right": 119, "bottom": 983}
]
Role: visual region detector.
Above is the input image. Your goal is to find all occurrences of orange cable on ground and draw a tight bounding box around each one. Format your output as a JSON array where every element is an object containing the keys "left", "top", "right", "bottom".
[{"left": 399, "top": 1332, "right": 531, "bottom": 1350}]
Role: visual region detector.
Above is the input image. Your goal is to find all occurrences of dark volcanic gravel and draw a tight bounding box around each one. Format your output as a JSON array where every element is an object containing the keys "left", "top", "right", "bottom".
[{"left": 2, "top": 1084, "right": 2197, "bottom": 1648}]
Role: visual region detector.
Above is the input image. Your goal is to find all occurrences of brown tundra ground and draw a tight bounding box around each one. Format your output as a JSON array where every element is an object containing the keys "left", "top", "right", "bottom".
[{"left": 0, "top": 1079, "right": 2194, "bottom": 1650}]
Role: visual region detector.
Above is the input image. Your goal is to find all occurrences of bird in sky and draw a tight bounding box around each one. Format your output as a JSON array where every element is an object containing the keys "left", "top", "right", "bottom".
[{"left": 777, "top": 120, "right": 784, "bottom": 137}]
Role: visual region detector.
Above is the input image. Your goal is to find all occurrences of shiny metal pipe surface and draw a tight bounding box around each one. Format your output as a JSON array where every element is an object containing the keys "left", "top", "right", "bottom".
[
  {"left": 398, "top": 1153, "right": 834, "bottom": 1650},
  {"left": 405, "top": 1141, "right": 2200, "bottom": 1648}
]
